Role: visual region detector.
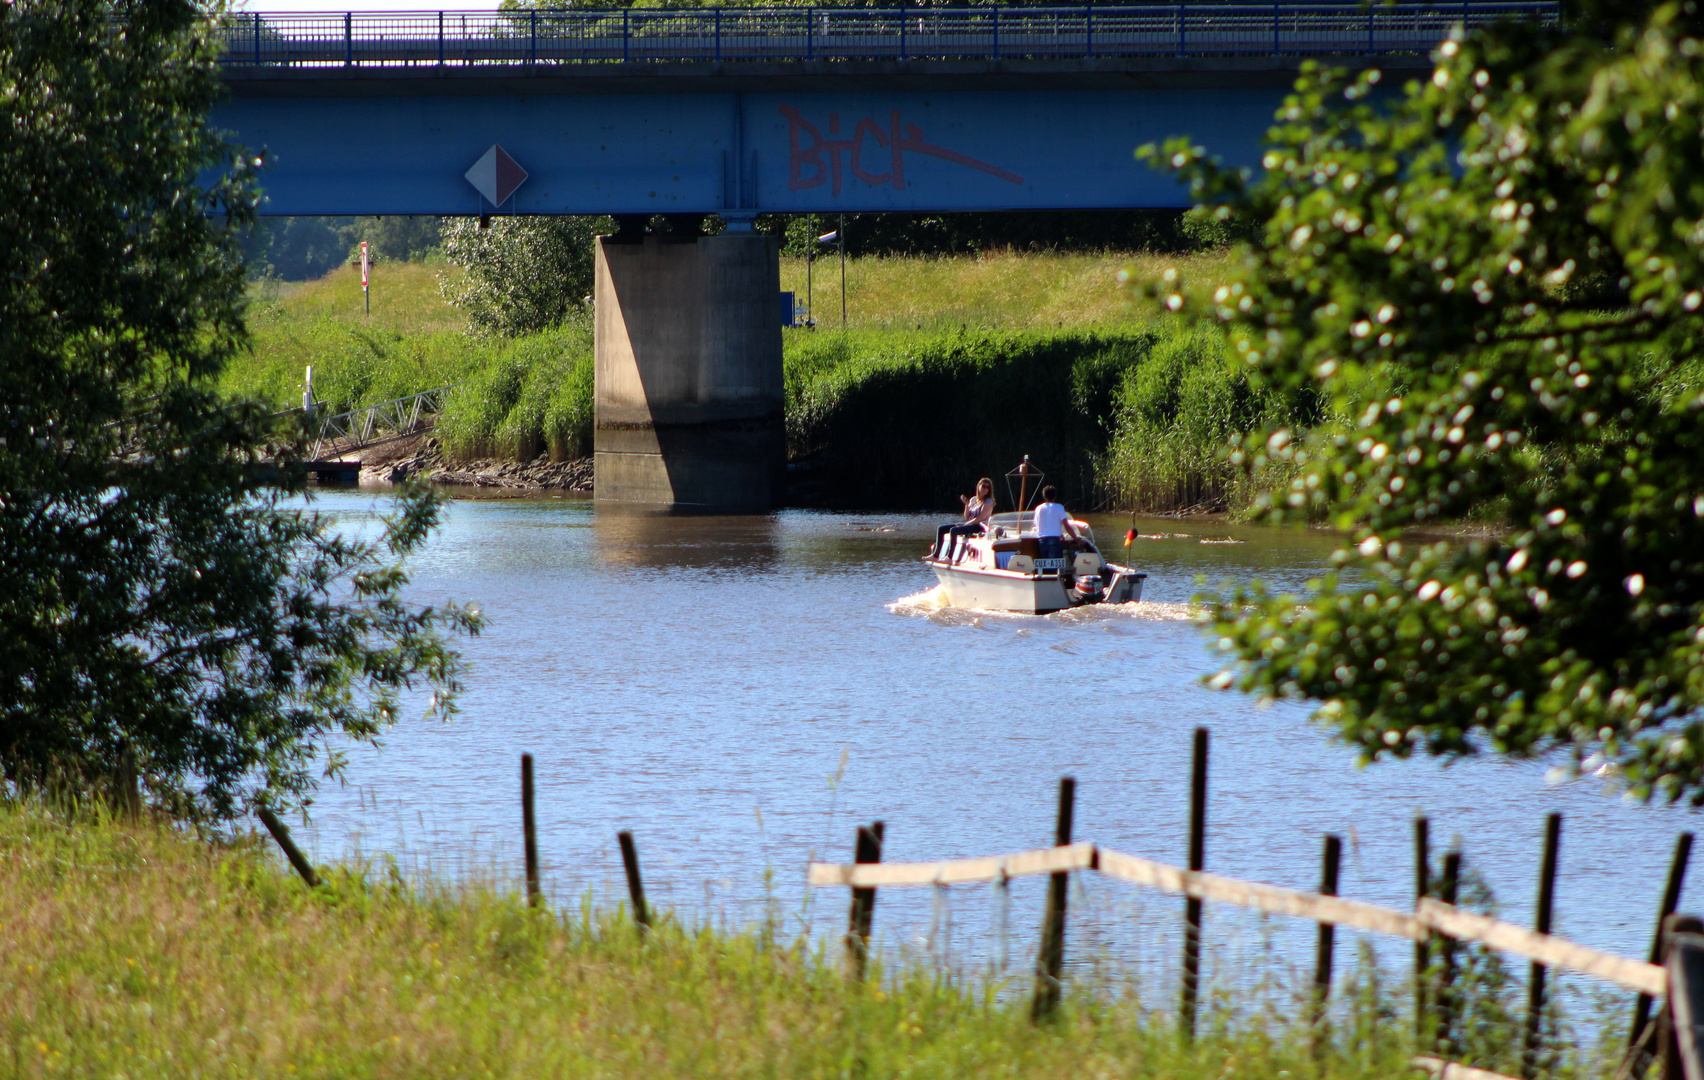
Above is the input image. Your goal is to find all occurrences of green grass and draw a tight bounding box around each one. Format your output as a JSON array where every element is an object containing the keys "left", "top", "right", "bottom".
[
  {"left": 252, "top": 260, "right": 468, "bottom": 336},
  {"left": 0, "top": 799, "right": 1618, "bottom": 1080},
  {"left": 779, "top": 249, "right": 1234, "bottom": 331},
  {"left": 227, "top": 252, "right": 1284, "bottom": 507},
  {"left": 235, "top": 264, "right": 595, "bottom": 461}
]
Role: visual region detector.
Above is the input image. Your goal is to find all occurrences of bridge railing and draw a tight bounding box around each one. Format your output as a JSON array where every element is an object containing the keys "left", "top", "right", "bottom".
[{"left": 218, "top": 3, "right": 1558, "bottom": 68}]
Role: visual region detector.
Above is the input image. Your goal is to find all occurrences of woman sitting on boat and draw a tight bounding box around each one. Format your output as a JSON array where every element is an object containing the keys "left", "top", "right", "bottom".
[{"left": 933, "top": 477, "right": 996, "bottom": 561}]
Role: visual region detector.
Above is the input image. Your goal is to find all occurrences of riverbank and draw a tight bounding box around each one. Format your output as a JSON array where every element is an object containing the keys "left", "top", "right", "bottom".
[
  {"left": 333, "top": 427, "right": 593, "bottom": 493},
  {"left": 2, "top": 799, "right": 1567, "bottom": 1079},
  {"left": 232, "top": 253, "right": 1289, "bottom": 511}
]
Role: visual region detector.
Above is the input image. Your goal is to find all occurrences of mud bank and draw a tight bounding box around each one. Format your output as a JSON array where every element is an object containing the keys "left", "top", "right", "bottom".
[{"left": 323, "top": 431, "right": 593, "bottom": 493}]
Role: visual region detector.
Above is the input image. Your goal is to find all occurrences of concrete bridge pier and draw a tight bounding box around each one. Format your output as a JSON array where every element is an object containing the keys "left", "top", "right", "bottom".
[{"left": 593, "top": 229, "right": 784, "bottom": 512}]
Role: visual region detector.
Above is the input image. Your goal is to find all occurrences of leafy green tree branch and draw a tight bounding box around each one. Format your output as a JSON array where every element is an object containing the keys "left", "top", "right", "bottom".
[
  {"left": 1137, "top": 1, "right": 1704, "bottom": 803},
  {"left": 1, "top": 0, "right": 480, "bottom": 824}
]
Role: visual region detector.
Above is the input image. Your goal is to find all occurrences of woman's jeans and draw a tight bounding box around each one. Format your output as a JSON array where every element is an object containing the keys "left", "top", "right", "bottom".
[{"left": 935, "top": 522, "right": 984, "bottom": 559}]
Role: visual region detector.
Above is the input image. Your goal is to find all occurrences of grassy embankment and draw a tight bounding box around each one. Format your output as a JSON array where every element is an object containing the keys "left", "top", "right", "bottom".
[
  {"left": 2, "top": 799, "right": 1615, "bottom": 1079},
  {"left": 229, "top": 251, "right": 1289, "bottom": 509}
]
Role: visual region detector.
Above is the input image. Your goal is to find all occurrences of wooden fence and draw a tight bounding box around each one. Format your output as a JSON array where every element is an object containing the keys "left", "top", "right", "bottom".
[
  {"left": 254, "top": 729, "right": 1704, "bottom": 1080},
  {"left": 803, "top": 729, "right": 1701, "bottom": 1080}
]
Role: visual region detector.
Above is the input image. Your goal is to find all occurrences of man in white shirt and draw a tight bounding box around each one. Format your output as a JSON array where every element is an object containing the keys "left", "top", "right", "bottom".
[{"left": 1032, "top": 485, "right": 1079, "bottom": 571}]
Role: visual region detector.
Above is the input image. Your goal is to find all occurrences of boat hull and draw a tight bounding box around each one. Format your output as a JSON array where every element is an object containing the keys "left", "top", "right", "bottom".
[{"left": 928, "top": 562, "right": 1145, "bottom": 614}]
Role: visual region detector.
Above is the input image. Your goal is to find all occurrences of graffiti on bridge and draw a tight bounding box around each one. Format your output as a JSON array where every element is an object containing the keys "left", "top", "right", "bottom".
[{"left": 782, "top": 104, "right": 1026, "bottom": 195}]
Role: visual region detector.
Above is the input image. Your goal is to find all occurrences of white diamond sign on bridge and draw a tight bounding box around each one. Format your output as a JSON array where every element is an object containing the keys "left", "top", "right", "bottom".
[{"left": 465, "top": 144, "right": 528, "bottom": 208}]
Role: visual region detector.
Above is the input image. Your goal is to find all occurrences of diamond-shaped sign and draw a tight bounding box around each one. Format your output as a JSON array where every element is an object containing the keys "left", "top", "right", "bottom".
[{"left": 465, "top": 144, "right": 528, "bottom": 207}]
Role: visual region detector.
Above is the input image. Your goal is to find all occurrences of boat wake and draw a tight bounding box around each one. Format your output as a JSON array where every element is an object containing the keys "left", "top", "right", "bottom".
[{"left": 887, "top": 587, "right": 1197, "bottom": 624}]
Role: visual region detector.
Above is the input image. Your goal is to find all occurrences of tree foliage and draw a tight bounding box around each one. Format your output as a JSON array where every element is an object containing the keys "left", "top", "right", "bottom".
[
  {"left": 439, "top": 216, "right": 607, "bottom": 335},
  {"left": 0, "top": 0, "right": 480, "bottom": 823},
  {"left": 1144, "top": 0, "right": 1704, "bottom": 802},
  {"left": 243, "top": 216, "right": 443, "bottom": 282}
]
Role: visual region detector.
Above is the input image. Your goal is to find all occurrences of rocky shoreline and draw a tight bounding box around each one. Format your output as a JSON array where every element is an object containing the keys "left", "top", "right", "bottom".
[{"left": 326, "top": 431, "right": 594, "bottom": 493}]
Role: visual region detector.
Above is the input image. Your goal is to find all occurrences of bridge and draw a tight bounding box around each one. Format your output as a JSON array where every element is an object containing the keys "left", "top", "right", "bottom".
[
  {"left": 217, "top": 3, "right": 1549, "bottom": 510},
  {"left": 218, "top": 3, "right": 1549, "bottom": 218}
]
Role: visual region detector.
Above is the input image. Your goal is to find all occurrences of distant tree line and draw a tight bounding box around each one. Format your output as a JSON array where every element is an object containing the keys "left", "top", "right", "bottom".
[
  {"left": 247, "top": 208, "right": 1226, "bottom": 282},
  {"left": 771, "top": 208, "right": 1232, "bottom": 256},
  {"left": 242, "top": 215, "right": 443, "bottom": 280}
]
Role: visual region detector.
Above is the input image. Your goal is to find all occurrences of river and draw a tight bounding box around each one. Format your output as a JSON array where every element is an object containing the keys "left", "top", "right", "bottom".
[{"left": 297, "top": 490, "right": 1696, "bottom": 1013}]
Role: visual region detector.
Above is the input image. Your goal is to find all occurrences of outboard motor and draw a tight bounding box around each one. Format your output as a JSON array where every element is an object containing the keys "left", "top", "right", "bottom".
[{"left": 1067, "top": 574, "right": 1105, "bottom": 605}]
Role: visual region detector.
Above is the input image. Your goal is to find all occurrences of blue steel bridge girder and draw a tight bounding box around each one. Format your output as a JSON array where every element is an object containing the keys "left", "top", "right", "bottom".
[
  {"left": 213, "top": 4, "right": 1550, "bottom": 217},
  {"left": 219, "top": 78, "right": 1284, "bottom": 217}
]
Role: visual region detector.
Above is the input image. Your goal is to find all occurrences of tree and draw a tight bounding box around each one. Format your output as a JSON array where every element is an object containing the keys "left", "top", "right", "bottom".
[
  {"left": 241, "top": 216, "right": 353, "bottom": 281},
  {"left": 1142, "top": 0, "right": 1704, "bottom": 803},
  {"left": 0, "top": 0, "right": 480, "bottom": 823},
  {"left": 440, "top": 216, "right": 607, "bottom": 335},
  {"left": 348, "top": 215, "right": 443, "bottom": 264}
]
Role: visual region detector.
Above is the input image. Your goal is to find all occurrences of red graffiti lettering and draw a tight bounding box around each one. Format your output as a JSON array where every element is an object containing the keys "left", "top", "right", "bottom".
[{"left": 782, "top": 104, "right": 1024, "bottom": 194}]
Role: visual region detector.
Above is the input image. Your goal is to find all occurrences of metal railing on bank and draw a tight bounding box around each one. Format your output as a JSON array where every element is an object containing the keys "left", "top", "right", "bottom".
[{"left": 218, "top": 3, "right": 1558, "bottom": 69}]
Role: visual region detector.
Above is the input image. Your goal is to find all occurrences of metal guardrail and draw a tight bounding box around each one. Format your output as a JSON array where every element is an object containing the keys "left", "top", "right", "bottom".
[
  {"left": 309, "top": 385, "right": 451, "bottom": 460},
  {"left": 218, "top": 3, "right": 1558, "bottom": 68}
]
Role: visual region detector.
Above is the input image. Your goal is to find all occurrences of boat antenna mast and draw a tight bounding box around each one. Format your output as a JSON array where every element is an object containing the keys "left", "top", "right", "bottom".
[{"left": 1005, "top": 456, "right": 1044, "bottom": 535}]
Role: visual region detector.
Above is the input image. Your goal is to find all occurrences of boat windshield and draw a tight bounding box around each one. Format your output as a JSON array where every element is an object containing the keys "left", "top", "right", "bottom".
[{"left": 987, "top": 512, "right": 1095, "bottom": 546}]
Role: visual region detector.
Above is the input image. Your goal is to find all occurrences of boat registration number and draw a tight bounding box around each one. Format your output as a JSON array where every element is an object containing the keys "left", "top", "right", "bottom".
[{"left": 1033, "top": 558, "right": 1067, "bottom": 572}]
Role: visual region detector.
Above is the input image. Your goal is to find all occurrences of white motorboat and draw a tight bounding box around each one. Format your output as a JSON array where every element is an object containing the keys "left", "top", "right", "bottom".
[{"left": 922, "top": 460, "right": 1146, "bottom": 614}]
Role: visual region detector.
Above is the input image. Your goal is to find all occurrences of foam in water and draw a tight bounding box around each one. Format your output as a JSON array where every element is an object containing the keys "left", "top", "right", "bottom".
[{"left": 887, "top": 586, "right": 1196, "bottom": 623}]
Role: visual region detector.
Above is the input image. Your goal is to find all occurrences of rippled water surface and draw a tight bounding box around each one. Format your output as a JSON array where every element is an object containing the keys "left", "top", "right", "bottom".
[{"left": 300, "top": 491, "right": 1697, "bottom": 999}]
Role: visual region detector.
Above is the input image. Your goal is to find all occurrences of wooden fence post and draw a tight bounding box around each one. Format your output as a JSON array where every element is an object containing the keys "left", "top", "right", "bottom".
[
  {"left": 1181, "top": 727, "right": 1209, "bottom": 1040},
  {"left": 1437, "top": 850, "right": 1462, "bottom": 1058},
  {"left": 846, "top": 821, "right": 884, "bottom": 979},
  {"left": 1661, "top": 914, "right": 1704, "bottom": 1080},
  {"left": 1313, "top": 833, "right": 1343, "bottom": 1040},
  {"left": 1632, "top": 833, "right": 1694, "bottom": 1077},
  {"left": 1031, "top": 776, "right": 1077, "bottom": 1021},
  {"left": 1416, "top": 816, "right": 1432, "bottom": 1044},
  {"left": 521, "top": 753, "right": 540, "bottom": 907},
  {"left": 256, "top": 806, "right": 320, "bottom": 887},
  {"left": 618, "top": 830, "right": 650, "bottom": 930},
  {"left": 1663, "top": 914, "right": 1704, "bottom": 1080},
  {"left": 116, "top": 742, "right": 141, "bottom": 823},
  {"left": 1522, "top": 813, "right": 1562, "bottom": 1080}
]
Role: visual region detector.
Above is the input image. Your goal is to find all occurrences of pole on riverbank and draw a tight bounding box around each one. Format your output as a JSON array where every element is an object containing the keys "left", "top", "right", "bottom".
[
  {"left": 1032, "top": 776, "right": 1076, "bottom": 1021},
  {"left": 1522, "top": 814, "right": 1562, "bottom": 1079},
  {"left": 618, "top": 830, "right": 650, "bottom": 930},
  {"left": 1631, "top": 833, "right": 1694, "bottom": 1077},
  {"left": 1437, "top": 850, "right": 1462, "bottom": 1059},
  {"left": 846, "top": 821, "right": 884, "bottom": 980},
  {"left": 1416, "top": 816, "right": 1432, "bottom": 1043},
  {"left": 1181, "top": 727, "right": 1209, "bottom": 1041},
  {"left": 256, "top": 806, "right": 319, "bottom": 887},
  {"left": 521, "top": 753, "right": 540, "bottom": 907},
  {"left": 116, "top": 742, "right": 141, "bottom": 823},
  {"left": 1313, "top": 833, "right": 1342, "bottom": 1043}
]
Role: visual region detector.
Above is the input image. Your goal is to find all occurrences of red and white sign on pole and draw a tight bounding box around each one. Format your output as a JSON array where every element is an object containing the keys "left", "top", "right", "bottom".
[{"left": 360, "top": 241, "right": 370, "bottom": 291}]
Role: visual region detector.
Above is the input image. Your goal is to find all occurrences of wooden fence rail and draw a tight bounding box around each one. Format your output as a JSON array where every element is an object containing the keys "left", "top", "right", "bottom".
[{"left": 807, "top": 842, "right": 1668, "bottom": 997}]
